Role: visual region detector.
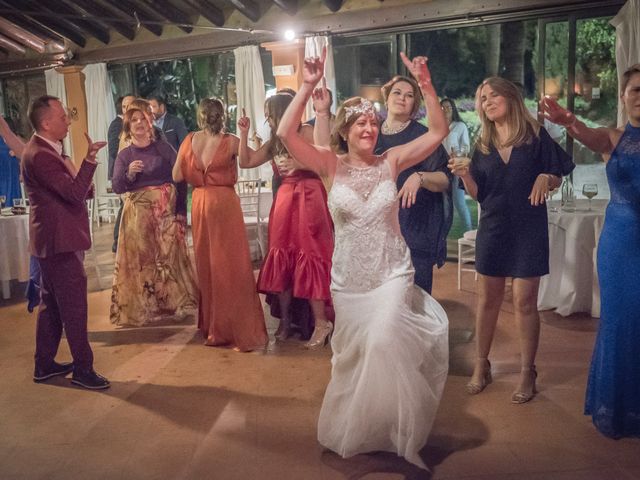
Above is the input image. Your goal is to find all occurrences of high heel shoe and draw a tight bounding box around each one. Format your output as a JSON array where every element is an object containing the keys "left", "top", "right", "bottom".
[
  {"left": 304, "top": 321, "right": 333, "bottom": 349},
  {"left": 274, "top": 317, "right": 292, "bottom": 342},
  {"left": 466, "top": 358, "right": 492, "bottom": 395},
  {"left": 511, "top": 366, "right": 537, "bottom": 404}
]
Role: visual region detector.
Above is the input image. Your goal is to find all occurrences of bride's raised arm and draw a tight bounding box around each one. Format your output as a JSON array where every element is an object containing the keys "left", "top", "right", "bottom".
[
  {"left": 385, "top": 54, "right": 448, "bottom": 175},
  {"left": 276, "top": 48, "right": 337, "bottom": 179}
]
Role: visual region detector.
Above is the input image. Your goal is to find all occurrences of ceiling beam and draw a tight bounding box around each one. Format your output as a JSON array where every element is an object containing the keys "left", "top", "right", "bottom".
[
  {"left": 322, "top": 0, "right": 343, "bottom": 13},
  {"left": 63, "top": 0, "right": 137, "bottom": 41},
  {"left": 108, "top": 0, "right": 164, "bottom": 37},
  {"left": 0, "top": 17, "right": 46, "bottom": 53},
  {"left": 0, "top": 33, "right": 26, "bottom": 55},
  {"left": 2, "top": 0, "right": 88, "bottom": 47},
  {"left": 228, "top": 0, "right": 262, "bottom": 23},
  {"left": 139, "top": 0, "right": 194, "bottom": 34},
  {"left": 272, "top": 0, "right": 298, "bottom": 15},
  {"left": 182, "top": 0, "right": 225, "bottom": 27},
  {"left": 0, "top": 1, "right": 67, "bottom": 47},
  {"left": 42, "top": 0, "right": 111, "bottom": 44}
]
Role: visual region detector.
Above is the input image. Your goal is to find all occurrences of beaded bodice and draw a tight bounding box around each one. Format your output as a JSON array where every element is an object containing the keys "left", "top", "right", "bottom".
[{"left": 328, "top": 157, "right": 412, "bottom": 292}]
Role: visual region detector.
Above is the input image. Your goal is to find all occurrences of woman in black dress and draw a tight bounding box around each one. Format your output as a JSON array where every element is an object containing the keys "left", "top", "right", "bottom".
[
  {"left": 450, "top": 77, "right": 573, "bottom": 403},
  {"left": 375, "top": 75, "right": 452, "bottom": 294}
]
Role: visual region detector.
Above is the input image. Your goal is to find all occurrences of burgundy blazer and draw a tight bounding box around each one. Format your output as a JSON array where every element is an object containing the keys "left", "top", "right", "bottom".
[{"left": 21, "top": 135, "right": 97, "bottom": 258}]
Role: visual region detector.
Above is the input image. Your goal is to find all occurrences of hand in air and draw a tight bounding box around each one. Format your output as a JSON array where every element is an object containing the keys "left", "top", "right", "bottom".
[
  {"left": 541, "top": 96, "right": 576, "bottom": 128},
  {"left": 237, "top": 107, "right": 250, "bottom": 134},
  {"left": 302, "top": 46, "right": 326, "bottom": 87},
  {"left": 84, "top": 133, "right": 107, "bottom": 163},
  {"left": 312, "top": 77, "right": 331, "bottom": 115},
  {"left": 400, "top": 52, "right": 432, "bottom": 90}
]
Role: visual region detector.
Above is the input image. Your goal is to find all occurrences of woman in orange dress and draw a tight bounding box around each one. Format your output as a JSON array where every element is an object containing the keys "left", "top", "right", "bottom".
[{"left": 173, "top": 98, "right": 267, "bottom": 351}]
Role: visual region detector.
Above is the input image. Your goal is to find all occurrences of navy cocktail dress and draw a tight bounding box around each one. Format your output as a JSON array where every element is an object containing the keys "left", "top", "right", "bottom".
[
  {"left": 585, "top": 122, "right": 640, "bottom": 438},
  {"left": 375, "top": 120, "right": 452, "bottom": 293},
  {"left": 470, "top": 128, "right": 573, "bottom": 277}
]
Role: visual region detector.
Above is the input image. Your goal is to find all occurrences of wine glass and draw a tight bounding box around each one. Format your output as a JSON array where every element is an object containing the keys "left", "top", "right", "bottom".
[
  {"left": 582, "top": 183, "right": 598, "bottom": 211},
  {"left": 547, "top": 188, "right": 559, "bottom": 212},
  {"left": 452, "top": 145, "right": 471, "bottom": 170}
]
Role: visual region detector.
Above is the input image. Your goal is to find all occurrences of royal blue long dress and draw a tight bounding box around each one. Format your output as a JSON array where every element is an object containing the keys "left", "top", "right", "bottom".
[
  {"left": 585, "top": 122, "right": 640, "bottom": 438},
  {"left": 375, "top": 120, "right": 453, "bottom": 293},
  {"left": 0, "top": 136, "right": 21, "bottom": 204}
]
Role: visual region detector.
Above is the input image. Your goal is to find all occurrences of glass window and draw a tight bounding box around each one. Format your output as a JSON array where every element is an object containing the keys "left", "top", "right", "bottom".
[{"left": 572, "top": 17, "right": 616, "bottom": 199}]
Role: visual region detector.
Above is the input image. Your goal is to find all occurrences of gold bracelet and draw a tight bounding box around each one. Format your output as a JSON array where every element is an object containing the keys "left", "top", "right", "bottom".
[{"left": 415, "top": 171, "right": 424, "bottom": 187}]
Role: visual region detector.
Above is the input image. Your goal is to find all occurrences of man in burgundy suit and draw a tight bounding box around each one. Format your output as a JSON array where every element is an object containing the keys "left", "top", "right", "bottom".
[{"left": 22, "top": 95, "right": 110, "bottom": 390}]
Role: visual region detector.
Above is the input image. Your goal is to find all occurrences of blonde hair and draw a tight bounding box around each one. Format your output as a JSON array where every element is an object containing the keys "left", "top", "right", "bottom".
[
  {"left": 197, "top": 97, "right": 225, "bottom": 134},
  {"left": 331, "top": 97, "right": 378, "bottom": 153},
  {"left": 475, "top": 77, "right": 539, "bottom": 154}
]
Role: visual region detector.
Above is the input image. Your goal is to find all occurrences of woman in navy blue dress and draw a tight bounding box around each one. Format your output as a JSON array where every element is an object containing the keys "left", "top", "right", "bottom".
[
  {"left": 374, "top": 75, "right": 452, "bottom": 294},
  {"left": 543, "top": 64, "right": 640, "bottom": 437},
  {"left": 451, "top": 77, "right": 573, "bottom": 403}
]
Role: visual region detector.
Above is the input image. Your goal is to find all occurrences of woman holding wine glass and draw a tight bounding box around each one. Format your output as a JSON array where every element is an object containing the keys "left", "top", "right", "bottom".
[
  {"left": 450, "top": 76, "right": 574, "bottom": 404},
  {"left": 542, "top": 63, "right": 640, "bottom": 438}
]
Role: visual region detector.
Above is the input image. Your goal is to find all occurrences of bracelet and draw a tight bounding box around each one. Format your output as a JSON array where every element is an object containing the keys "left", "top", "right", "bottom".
[{"left": 415, "top": 171, "right": 424, "bottom": 187}]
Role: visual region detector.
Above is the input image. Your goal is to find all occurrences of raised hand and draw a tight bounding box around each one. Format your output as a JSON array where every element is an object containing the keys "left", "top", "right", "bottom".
[
  {"left": 400, "top": 52, "right": 432, "bottom": 90},
  {"left": 238, "top": 107, "right": 250, "bottom": 134},
  {"left": 302, "top": 46, "right": 326, "bottom": 87},
  {"left": 312, "top": 77, "right": 331, "bottom": 114},
  {"left": 541, "top": 96, "right": 576, "bottom": 127},
  {"left": 84, "top": 132, "right": 107, "bottom": 163}
]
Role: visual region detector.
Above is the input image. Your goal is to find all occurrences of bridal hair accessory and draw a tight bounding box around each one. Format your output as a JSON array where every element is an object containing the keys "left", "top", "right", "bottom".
[{"left": 345, "top": 99, "right": 376, "bottom": 122}]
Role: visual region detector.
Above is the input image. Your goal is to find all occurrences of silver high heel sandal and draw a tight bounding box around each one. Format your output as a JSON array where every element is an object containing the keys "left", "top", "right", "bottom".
[
  {"left": 304, "top": 321, "right": 333, "bottom": 349},
  {"left": 511, "top": 366, "right": 537, "bottom": 404},
  {"left": 466, "top": 358, "right": 492, "bottom": 395}
]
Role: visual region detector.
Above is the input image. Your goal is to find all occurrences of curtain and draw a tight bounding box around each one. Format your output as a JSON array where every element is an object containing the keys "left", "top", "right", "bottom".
[
  {"left": 234, "top": 45, "right": 270, "bottom": 181},
  {"left": 44, "top": 68, "right": 73, "bottom": 158},
  {"left": 83, "top": 63, "right": 117, "bottom": 195},
  {"left": 611, "top": 0, "right": 640, "bottom": 126},
  {"left": 304, "top": 36, "right": 337, "bottom": 121}
]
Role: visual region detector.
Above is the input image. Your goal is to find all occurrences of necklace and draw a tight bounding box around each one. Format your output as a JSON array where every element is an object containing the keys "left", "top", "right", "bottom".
[{"left": 381, "top": 119, "right": 411, "bottom": 135}]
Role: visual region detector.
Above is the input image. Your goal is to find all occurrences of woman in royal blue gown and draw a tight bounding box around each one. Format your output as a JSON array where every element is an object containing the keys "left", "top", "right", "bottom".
[{"left": 543, "top": 63, "right": 640, "bottom": 438}]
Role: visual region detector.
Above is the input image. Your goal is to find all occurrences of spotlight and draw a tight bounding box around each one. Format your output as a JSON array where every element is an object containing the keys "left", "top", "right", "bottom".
[{"left": 283, "top": 29, "right": 295, "bottom": 41}]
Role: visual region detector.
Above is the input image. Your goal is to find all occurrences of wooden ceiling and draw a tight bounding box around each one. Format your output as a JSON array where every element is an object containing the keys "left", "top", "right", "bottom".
[{"left": 0, "top": 0, "right": 344, "bottom": 55}]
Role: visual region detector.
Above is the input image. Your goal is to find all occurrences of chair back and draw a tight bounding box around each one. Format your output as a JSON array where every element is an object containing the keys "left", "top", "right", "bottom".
[{"left": 235, "top": 179, "right": 261, "bottom": 219}]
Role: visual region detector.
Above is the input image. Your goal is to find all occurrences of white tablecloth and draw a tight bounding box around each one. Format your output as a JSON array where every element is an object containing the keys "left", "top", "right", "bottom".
[
  {"left": 537, "top": 199, "right": 607, "bottom": 317},
  {"left": 0, "top": 211, "right": 30, "bottom": 299}
]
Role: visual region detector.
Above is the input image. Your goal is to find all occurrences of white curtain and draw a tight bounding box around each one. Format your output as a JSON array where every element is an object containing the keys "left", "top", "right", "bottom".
[
  {"left": 83, "top": 63, "right": 117, "bottom": 195},
  {"left": 611, "top": 0, "right": 640, "bottom": 126},
  {"left": 234, "top": 45, "right": 270, "bottom": 181},
  {"left": 44, "top": 68, "right": 73, "bottom": 158},
  {"left": 304, "top": 36, "right": 337, "bottom": 121}
]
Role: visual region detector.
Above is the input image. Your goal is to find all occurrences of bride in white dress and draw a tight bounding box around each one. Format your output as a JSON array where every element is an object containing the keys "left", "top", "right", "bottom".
[{"left": 277, "top": 49, "right": 449, "bottom": 470}]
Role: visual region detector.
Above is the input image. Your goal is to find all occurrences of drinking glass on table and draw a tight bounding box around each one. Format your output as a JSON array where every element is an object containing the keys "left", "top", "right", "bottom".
[
  {"left": 0, "top": 195, "right": 6, "bottom": 208},
  {"left": 547, "top": 188, "right": 559, "bottom": 212},
  {"left": 582, "top": 183, "right": 598, "bottom": 211}
]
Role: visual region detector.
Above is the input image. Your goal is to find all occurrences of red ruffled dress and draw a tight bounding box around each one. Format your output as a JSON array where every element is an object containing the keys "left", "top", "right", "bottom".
[{"left": 257, "top": 166, "right": 334, "bottom": 305}]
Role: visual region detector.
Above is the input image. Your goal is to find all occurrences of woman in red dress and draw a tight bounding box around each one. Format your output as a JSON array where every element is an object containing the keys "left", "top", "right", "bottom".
[{"left": 238, "top": 93, "right": 334, "bottom": 348}]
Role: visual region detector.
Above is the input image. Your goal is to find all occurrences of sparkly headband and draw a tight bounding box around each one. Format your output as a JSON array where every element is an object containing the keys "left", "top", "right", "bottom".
[{"left": 344, "top": 99, "right": 376, "bottom": 122}]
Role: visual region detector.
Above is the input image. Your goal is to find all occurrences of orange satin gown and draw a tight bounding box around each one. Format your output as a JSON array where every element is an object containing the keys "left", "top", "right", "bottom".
[{"left": 179, "top": 133, "right": 267, "bottom": 351}]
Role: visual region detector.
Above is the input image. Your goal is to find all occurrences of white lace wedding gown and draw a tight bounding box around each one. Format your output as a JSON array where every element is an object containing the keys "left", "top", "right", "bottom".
[{"left": 317, "top": 156, "right": 449, "bottom": 470}]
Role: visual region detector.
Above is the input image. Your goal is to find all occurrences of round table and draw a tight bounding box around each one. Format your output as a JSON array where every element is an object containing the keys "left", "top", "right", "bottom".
[
  {"left": 537, "top": 199, "right": 607, "bottom": 317},
  {"left": 0, "top": 210, "right": 30, "bottom": 299}
]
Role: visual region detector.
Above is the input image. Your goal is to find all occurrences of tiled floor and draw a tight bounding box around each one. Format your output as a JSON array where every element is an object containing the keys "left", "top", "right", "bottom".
[{"left": 0, "top": 223, "right": 637, "bottom": 480}]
